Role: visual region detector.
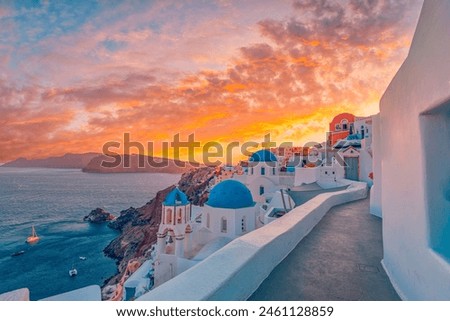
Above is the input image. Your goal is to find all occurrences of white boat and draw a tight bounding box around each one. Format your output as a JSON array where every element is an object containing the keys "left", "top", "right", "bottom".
[
  {"left": 69, "top": 268, "right": 78, "bottom": 277},
  {"left": 79, "top": 256, "right": 87, "bottom": 261},
  {"left": 26, "top": 226, "right": 40, "bottom": 244}
]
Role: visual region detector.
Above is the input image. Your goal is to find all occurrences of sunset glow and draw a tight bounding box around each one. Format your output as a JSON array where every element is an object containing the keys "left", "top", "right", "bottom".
[{"left": 0, "top": 0, "right": 423, "bottom": 163}]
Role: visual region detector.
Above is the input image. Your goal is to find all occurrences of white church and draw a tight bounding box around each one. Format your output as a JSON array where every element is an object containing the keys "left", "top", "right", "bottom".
[
  {"left": 244, "top": 150, "right": 280, "bottom": 203},
  {"left": 153, "top": 178, "right": 259, "bottom": 287}
]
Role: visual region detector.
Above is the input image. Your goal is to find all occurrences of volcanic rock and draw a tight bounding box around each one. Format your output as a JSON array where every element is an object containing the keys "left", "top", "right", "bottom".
[{"left": 83, "top": 208, "right": 115, "bottom": 223}]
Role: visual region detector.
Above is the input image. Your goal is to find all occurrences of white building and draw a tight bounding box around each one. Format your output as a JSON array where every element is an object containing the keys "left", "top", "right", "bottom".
[
  {"left": 153, "top": 181, "right": 258, "bottom": 288},
  {"left": 153, "top": 188, "right": 195, "bottom": 287},
  {"left": 354, "top": 116, "right": 372, "bottom": 143},
  {"left": 245, "top": 149, "right": 281, "bottom": 203},
  {"left": 331, "top": 115, "right": 374, "bottom": 185},
  {"left": 354, "top": 116, "right": 373, "bottom": 185},
  {"left": 201, "top": 180, "right": 257, "bottom": 241},
  {"left": 371, "top": 0, "right": 450, "bottom": 300},
  {"left": 294, "top": 158, "right": 345, "bottom": 187},
  {"left": 261, "top": 190, "right": 295, "bottom": 225},
  {"left": 156, "top": 188, "right": 192, "bottom": 259}
]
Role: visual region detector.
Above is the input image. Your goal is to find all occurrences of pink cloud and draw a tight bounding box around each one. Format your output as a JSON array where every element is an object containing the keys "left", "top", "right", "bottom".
[{"left": 0, "top": 1, "right": 424, "bottom": 162}]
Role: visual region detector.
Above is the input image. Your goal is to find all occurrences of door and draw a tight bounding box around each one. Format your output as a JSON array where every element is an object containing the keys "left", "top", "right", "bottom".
[{"left": 344, "top": 157, "right": 359, "bottom": 181}]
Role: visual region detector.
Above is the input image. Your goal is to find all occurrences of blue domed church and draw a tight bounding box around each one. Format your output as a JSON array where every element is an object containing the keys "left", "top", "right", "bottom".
[
  {"left": 156, "top": 188, "right": 192, "bottom": 258},
  {"left": 246, "top": 149, "right": 281, "bottom": 203},
  {"left": 154, "top": 183, "right": 257, "bottom": 287},
  {"left": 154, "top": 187, "right": 195, "bottom": 286},
  {"left": 202, "top": 180, "right": 257, "bottom": 240}
]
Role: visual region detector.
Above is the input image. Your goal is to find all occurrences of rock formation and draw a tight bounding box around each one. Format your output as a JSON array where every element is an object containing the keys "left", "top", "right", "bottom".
[
  {"left": 103, "top": 186, "right": 173, "bottom": 286},
  {"left": 83, "top": 208, "right": 115, "bottom": 223},
  {"left": 107, "top": 207, "right": 139, "bottom": 231},
  {"left": 178, "top": 166, "right": 216, "bottom": 205}
]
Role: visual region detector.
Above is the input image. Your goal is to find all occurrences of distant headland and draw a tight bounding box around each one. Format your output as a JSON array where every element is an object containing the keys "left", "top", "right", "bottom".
[
  {"left": 1, "top": 153, "right": 196, "bottom": 174},
  {"left": 1, "top": 153, "right": 100, "bottom": 169}
]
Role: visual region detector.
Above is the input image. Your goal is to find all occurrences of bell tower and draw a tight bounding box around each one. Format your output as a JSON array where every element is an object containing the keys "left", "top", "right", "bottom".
[{"left": 156, "top": 187, "right": 191, "bottom": 258}]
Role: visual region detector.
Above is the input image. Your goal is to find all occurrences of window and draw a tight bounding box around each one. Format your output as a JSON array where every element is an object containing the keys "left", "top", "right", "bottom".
[
  {"left": 261, "top": 167, "right": 265, "bottom": 175},
  {"left": 342, "top": 119, "right": 348, "bottom": 130},
  {"left": 206, "top": 213, "right": 210, "bottom": 228},
  {"left": 166, "top": 209, "right": 173, "bottom": 224},
  {"left": 241, "top": 217, "right": 247, "bottom": 232},
  {"left": 335, "top": 123, "right": 341, "bottom": 131},
  {"left": 177, "top": 208, "right": 183, "bottom": 224},
  {"left": 221, "top": 217, "right": 227, "bottom": 233},
  {"left": 259, "top": 185, "right": 265, "bottom": 195},
  {"left": 251, "top": 167, "right": 254, "bottom": 175},
  {"left": 272, "top": 167, "right": 276, "bottom": 175},
  {"left": 421, "top": 102, "right": 450, "bottom": 259},
  {"left": 325, "top": 171, "right": 328, "bottom": 174}
]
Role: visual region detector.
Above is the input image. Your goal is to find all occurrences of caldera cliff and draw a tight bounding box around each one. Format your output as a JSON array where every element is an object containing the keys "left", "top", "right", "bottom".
[{"left": 101, "top": 166, "right": 216, "bottom": 294}]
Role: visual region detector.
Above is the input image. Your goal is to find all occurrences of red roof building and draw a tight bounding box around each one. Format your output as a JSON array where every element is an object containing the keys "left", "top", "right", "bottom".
[{"left": 327, "top": 113, "right": 356, "bottom": 146}]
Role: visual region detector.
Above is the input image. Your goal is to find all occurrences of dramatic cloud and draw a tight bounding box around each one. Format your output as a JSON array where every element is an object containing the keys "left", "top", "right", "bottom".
[{"left": 0, "top": 0, "right": 423, "bottom": 163}]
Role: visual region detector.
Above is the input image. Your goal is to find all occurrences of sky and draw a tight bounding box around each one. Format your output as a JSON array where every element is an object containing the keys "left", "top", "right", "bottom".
[{"left": 0, "top": 0, "right": 423, "bottom": 163}]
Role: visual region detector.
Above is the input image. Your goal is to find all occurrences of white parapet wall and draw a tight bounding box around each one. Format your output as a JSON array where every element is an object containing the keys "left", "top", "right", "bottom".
[
  {"left": 138, "top": 179, "right": 367, "bottom": 301},
  {"left": 0, "top": 288, "right": 29, "bottom": 301},
  {"left": 40, "top": 285, "right": 101, "bottom": 301}
]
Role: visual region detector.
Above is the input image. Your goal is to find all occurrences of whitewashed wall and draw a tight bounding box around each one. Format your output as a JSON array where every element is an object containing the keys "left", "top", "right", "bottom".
[
  {"left": 378, "top": 0, "right": 450, "bottom": 300},
  {"left": 369, "top": 113, "right": 382, "bottom": 217},
  {"left": 358, "top": 148, "right": 373, "bottom": 186},
  {"left": 294, "top": 167, "right": 319, "bottom": 186}
]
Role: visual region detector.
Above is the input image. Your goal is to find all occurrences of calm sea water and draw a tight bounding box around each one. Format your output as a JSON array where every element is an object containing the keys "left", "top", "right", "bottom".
[{"left": 0, "top": 168, "right": 180, "bottom": 300}]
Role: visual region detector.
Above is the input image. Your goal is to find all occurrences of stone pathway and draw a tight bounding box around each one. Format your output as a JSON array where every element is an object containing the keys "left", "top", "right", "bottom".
[{"left": 249, "top": 197, "right": 400, "bottom": 301}]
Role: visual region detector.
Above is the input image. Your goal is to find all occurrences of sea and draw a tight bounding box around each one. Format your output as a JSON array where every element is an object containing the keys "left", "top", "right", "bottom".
[{"left": 0, "top": 167, "right": 180, "bottom": 300}]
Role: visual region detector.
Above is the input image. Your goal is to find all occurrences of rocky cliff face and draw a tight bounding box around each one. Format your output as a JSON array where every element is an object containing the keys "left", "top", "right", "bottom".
[
  {"left": 102, "top": 166, "right": 216, "bottom": 288},
  {"left": 178, "top": 166, "right": 216, "bottom": 205},
  {"left": 103, "top": 186, "right": 173, "bottom": 285}
]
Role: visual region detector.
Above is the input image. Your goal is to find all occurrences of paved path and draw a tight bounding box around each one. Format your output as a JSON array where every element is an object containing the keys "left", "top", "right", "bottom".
[{"left": 249, "top": 197, "right": 400, "bottom": 301}]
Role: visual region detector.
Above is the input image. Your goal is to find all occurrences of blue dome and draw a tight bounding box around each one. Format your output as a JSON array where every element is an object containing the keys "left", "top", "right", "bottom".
[
  {"left": 249, "top": 149, "right": 277, "bottom": 162},
  {"left": 164, "top": 187, "right": 189, "bottom": 206},
  {"left": 207, "top": 180, "right": 255, "bottom": 209}
]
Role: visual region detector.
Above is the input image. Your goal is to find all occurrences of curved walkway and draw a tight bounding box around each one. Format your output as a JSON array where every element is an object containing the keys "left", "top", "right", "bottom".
[{"left": 249, "top": 197, "right": 399, "bottom": 301}]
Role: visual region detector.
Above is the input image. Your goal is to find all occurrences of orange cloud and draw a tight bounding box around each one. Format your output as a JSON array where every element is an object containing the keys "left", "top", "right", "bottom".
[
  {"left": 223, "top": 83, "right": 246, "bottom": 92},
  {"left": 0, "top": 0, "right": 424, "bottom": 163}
]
